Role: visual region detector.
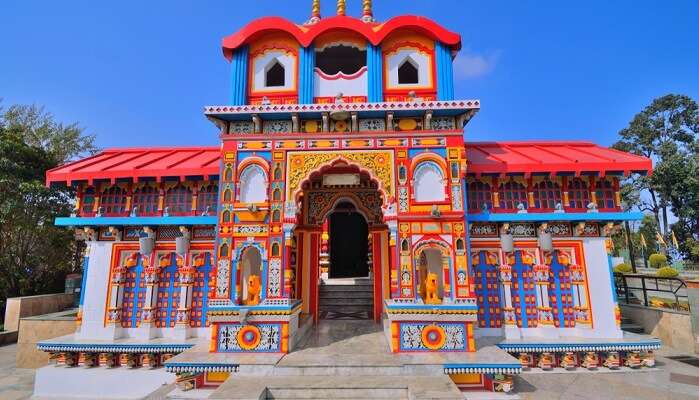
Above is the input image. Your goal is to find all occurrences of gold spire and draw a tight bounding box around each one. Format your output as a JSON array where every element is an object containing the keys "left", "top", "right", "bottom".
[
  {"left": 337, "top": 0, "right": 346, "bottom": 16},
  {"left": 312, "top": 0, "right": 321, "bottom": 19},
  {"left": 362, "top": 0, "right": 374, "bottom": 22}
]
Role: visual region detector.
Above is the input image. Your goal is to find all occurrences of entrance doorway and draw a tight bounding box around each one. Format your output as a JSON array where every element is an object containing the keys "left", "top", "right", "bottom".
[{"left": 329, "top": 202, "right": 369, "bottom": 279}]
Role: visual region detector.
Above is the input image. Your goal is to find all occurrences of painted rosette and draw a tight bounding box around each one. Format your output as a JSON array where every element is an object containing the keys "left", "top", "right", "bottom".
[
  {"left": 236, "top": 325, "right": 261, "bottom": 350},
  {"left": 421, "top": 324, "right": 446, "bottom": 350}
]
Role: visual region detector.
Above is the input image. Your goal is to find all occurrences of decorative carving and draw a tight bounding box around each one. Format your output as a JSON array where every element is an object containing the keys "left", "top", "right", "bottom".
[
  {"left": 359, "top": 118, "right": 386, "bottom": 131},
  {"left": 510, "top": 223, "right": 536, "bottom": 237},
  {"left": 229, "top": 121, "right": 254, "bottom": 134},
  {"left": 216, "top": 259, "right": 230, "bottom": 298},
  {"left": 432, "top": 116, "right": 456, "bottom": 130},
  {"left": 286, "top": 151, "right": 394, "bottom": 199},
  {"left": 262, "top": 120, "right": 292, "bottom": 133},
  {"left": 268, "top": 259, "right": 281, "bottom": 297},
  {"left": 399, "top": 323, "right": 466, "bottom": 351}
]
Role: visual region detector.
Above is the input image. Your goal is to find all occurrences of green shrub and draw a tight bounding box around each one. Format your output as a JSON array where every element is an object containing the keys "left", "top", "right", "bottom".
[
  {"left": 648, "top": 253, "right": 668, "bottom": 269},
  {"left": 613, "top": 263, "right": 632, "bottom": 273},
  {"left": 656, "top": 266, "right": 679, "bottom": 278}
]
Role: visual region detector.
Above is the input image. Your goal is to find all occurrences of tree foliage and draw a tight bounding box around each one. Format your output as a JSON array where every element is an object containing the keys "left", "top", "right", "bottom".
[
  {"left": 614, "top": 94, "right": 699, "bottom": 262},
  {"left": 0, "top": 103, "right": 89, "bottom": 320}
]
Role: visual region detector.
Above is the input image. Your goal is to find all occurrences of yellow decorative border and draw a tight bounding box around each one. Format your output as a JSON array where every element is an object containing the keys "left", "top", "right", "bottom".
[{"left": 285, "top": 150, "right": 394, "bottom": 200}]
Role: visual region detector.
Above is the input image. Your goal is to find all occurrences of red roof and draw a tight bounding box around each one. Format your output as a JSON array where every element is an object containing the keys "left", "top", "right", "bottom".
[
  {"left": 222, "top": 15, "right": 462, "bottom": 60},
  {"left": 46, "top": 147, "right": 221, "bottom": 185},
  {"left": 466, "top": 141, "right": 652, "bottom": 176}
]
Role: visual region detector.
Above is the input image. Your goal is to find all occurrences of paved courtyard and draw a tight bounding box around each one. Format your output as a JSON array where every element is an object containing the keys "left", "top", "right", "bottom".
[{"left": 1, "top": 340, "right": 698, "bottom": 399}]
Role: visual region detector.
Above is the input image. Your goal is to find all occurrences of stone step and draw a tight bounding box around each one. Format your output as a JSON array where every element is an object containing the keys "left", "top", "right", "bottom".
[
  {"left": 621, "top": 323, "right": 645, "bottom": 334},
  {"left": 267, "top": 387, "right": 407, "bottom": 399},
  {"left": 318, "top": 304, "right": 373, "bottom": 313},
  {"left": 319, "top": 296, "right": 374, "bottom": 307},
  {"left": 320, "top": 284, "right": 374, "bottom": 292},
  {"left": 319, "top": 290, "right": 374, "bottom": 299}
]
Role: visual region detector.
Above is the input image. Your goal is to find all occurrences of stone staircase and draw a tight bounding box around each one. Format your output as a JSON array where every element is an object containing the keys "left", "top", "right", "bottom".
[
  {"left": 620, "top": 315, "right": 645, "bottom": 334},
  {"left": 318, "top": 278, "right": 373, "bottom": 319}
]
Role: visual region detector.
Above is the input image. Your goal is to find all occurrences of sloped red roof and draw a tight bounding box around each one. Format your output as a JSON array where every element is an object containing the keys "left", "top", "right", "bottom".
[
  {"left": 222, "top": 15, "right": 462, "bottom": 60},
  {"left": 46, "top": 147, "right": 221, "bottom": 185},
  {"left": 466, "top": 141, "right": 652, "bottom": 176}
]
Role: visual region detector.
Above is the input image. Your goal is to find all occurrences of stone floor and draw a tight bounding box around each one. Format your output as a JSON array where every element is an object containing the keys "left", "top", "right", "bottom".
[
  {"left": 0, "top": 343, "right": 34, "bottom": 400},
  {"left": 3, "top": 325, "right": 699, "bottom": 400}
]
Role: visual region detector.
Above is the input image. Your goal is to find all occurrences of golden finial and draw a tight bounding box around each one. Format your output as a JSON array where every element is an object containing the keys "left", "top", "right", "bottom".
[
  {"left": 362, "top": 0, "right": 374, "bottom": 22},
  {"left": 337, "top": 0, "right": 346, "bottom": 16},
  {"left": 312, "top": 0, "right": 321, "bottom": 19},
  {"left": 306, "top": 0, "right": 321, "bottom": 25}
]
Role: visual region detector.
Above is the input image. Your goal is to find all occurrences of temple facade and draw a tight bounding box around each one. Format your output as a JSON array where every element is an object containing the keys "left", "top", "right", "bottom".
[{"left": 35, "top": 1, "right": 660, "bottom": 398}]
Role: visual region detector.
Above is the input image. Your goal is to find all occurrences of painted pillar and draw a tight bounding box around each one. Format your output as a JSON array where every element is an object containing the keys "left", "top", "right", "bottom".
[
  {"left": 230, "top": 46, "right": 249, "bottom": 105},
  {"left": 137, "top": 254, "right": 160, "bottom": 339},
  {"left": 371, "top": 230, "right": 387, "bottom": 322},
  {"left": 175, "top": 254, "right": 195, "bottom": 339},
  {"left": 389, "top": 225, "right": 399, "bottom": 298},
  {"left": 534, "top": 262, "right": 553, "bottom": 326},
  {"left": 298, "top": 45, "right": 315, "bottom": 104},
  {"left": 367, "top": 43, "right": 384, "bottom": 102},
  {"left": 570, "top": 263, "right": 590, "bottom": 326},
  {"left": 498, "top": 257, "right": 516, "bottom": 327},
  {"left": 435, "top": 41, "right": 455, "bottom": 101},
  {"left": 442, "top": 253, "right": 452, "bottom": 301}
]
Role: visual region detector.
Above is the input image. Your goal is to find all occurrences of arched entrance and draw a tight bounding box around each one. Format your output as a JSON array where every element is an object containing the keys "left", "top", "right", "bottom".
[
  {"left": 329, "top": 202, "right": 369, "bottom": 279},
  {"left": 291, "top": 160, "right": 390, "bottom": 323}
]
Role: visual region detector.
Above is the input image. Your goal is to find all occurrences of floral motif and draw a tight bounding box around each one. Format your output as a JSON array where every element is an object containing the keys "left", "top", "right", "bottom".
[
  {"left": 263, "top": 120, "right": 292, "bottom": 133},
  {"left": 451, "top": 185, "right": 463, "bottom": 211},
  {"left": 510, "top": 223, "right": 536, "bottom": 237},
  {"left": 229, "top": 121, "right": 254, "bottom": 134},
  {"left": 286, "top": 151, "right": 394, "bottom": 199},
  {"left": 268, "top": 259, "right": 281, "bottom": 297},
  {"left": 398, "top": 187, "right": 409, "bottom": 212},
  {"left": 359, "top": 118, "right": 385, "bottom": 131},
  {"left": 218, "top": 323, "right": 282, "bottom": 352},
  {"left": 470, "top": 223, "right": 498, "bottom": 237},
  {"left": 216, "top": 259, "right": 230, "bottom": 298},
  {"left": 432, "top": 117, "right": 456, "bottom": 130},
  {"left": 400, "top": 323, "right": 466, "bottom": 351}
]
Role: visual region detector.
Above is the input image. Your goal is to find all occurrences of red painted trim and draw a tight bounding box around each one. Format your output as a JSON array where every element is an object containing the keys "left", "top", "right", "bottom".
[
  {"left": 372, "top": 231, "right": 383, "bottom": 322},
  {"left": 310, "top": 233, "right": 320, "bottom": 324},
  {"left": 222, "top": 15, "right": 462, "bottom": 61},
  {"left": 314, "top": 66, "right": 367, "bottom": 80}
]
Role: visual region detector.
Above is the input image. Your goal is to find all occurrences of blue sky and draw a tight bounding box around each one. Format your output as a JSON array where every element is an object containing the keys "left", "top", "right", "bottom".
[{"left": 1, "top": 0, "right": 697, "bottom": 150}]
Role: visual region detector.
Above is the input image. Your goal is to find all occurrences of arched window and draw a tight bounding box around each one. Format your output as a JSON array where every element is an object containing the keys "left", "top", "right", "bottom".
[
  {"left": 467, "top": 181, "right": 492, "bottom": 211},
  {"left": 272, "top": 188, "right": 281, "bottom": 201},
  {"left": 223, "top": 166, "right": 233, "bottom": 182},
  {"left": 219, "top": 243, "right": 229, "bottom": 258},
  {"left": 223, "top": 188, "right": 232, "bottom": 202},
  {"left": 164, "top": 184, "right": 192, "bottom": 215},
  {"left": 567, "top": 178, "right": 590, "bottom": 210},
  {"left": 533, "top": 179, "right": 562, "bottom": 209},
  {"left": 455, "top": 238, "right": 465, "bottom": 252},
  {"left": 271, "top": 242, "right": 280, "bottom": 257},
  {"left": 498, "top": 180, "right": 527, "bottom": 210},
  {"left": 132, "top": 185, "right": 159, "bottom": 216},
  {"left": 265, "top": 60, "right": 285, "bottom": 87},
  {"left": 197, "top": 184, "right": 218, "bottom": 214},
  {"left": 398, "top": 165, "right": 407, "bottom": 183},
  {"left": 272, "top": 209, "right": 281, "bottom": 222},
  {"left": 595, "top": 180, "right": 616, "bottom": 209},
  {"left": 400, "top": 239, "right": 409, "bottom": 253},
  {"left": 273, "top": 164, "right": 282, "bottom": 180},
  {"left": 100, "top": 186, "right": 127, "bottom": 215},
  {"left": 398, "top": 58, "right": 419, "bottom": 84},
  {"left": 80, "top": 187, "right": 96, "bottom": 216},
  {"left": 222, "top": 210, "right": 231, "bottom": 223},
  {"left": 239, "top": 165, "right": 268, "bottom": 203},
  {"left": 413, "top": 161, "right": 445, "bottom": 202}
]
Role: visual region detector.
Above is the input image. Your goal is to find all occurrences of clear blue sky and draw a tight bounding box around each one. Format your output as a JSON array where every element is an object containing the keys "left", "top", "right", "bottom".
[{"left": 1, "top": 0, "right": 697, "bottom": 150}]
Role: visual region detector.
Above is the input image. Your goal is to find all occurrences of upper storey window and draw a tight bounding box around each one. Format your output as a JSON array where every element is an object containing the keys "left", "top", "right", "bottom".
[
  {"left": 398, "top": 58, "right": 419, "bottom": 84},
  {"left": 315, "top": 45, "right": 367, "bottom": 76},
  {"left": 413, "top": 161, "right": 446, "bottom": 202},
  {"left": 265, "top": 60, "right": 285, "bottom": 87},
  {"left": 239, "top": 165, "right": 268, "bottom": 204}
]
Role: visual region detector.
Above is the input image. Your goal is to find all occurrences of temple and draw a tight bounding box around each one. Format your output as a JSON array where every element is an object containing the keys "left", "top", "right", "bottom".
[{"left": 35, "top": 1, "right": 660, "bottom": 398}]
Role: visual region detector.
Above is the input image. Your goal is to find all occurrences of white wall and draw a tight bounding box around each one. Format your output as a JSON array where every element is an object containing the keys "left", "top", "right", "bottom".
[
  {"left": 582, "top": 237, "right": 623, "bottom": 338},
  {"left": 314, "top": 67, "right": 368, "bottom": 98},
  {"left": 77, "top": 241, "right": 116, "bottom": 340},
  {"left": 386, "top": 50, "right": 431, "bottom": 88},
  {"left": 252, "top": 51, "right": 296, "bottom": 92}
]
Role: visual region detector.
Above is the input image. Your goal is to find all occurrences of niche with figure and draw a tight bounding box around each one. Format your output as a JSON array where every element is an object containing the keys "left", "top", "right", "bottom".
[
  {"left": 418, "top": 248, "right": 444, "bottom": 304},
  {"left": 240, "top": 246, "right": 262, "bottom": 305}
]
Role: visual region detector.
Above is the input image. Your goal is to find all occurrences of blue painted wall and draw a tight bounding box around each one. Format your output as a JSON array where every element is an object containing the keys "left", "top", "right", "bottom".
[
  {"left": 298, "top": 45, "right": 316, "bottom": 104},
  {"left": 230, "top": 46, "right": 249, "bottom": 105},
  {"left": 435, "top": 42, "right": 454, "bottom": 101},
  {"left": 367, "top": 43, "right": 384, "bottom": 102}
]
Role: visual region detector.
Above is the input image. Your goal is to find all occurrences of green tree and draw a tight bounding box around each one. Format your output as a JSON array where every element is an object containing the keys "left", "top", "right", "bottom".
[
  {"left": 0, "top": 104, "right": 90, "bottom": 321},
  {"left": 613, "top": 94, "right": 697, "bottom": 236},
  {"left": 614, "top": 94, "right": 699, "bottom": 262}
]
